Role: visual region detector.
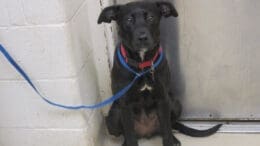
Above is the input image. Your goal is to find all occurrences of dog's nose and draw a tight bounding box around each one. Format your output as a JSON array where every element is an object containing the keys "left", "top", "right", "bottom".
[{"left": 138, "top": 33, "right": 148, "bottom": 41}]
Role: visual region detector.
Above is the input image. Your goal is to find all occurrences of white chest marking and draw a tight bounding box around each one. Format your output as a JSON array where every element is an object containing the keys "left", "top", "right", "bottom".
[
  {"left": 139, "top": 48, "right": 147, "bottom": 61},
  {"left": 140, "top": 84, "right": 153, "bottom": 91}
]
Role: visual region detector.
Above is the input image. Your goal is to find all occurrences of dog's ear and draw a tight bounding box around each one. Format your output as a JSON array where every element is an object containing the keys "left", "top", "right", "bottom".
[
  {"left": 156, "top": 2, "right": 178, "bottom": 17},
  {"left": 98, "top": 5, "right": 121, "bottom": 24}
]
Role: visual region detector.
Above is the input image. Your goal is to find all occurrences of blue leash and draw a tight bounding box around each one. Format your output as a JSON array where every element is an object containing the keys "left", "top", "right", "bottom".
[{"left": 0, "top": 44, "right": 163, "bottom": 110}]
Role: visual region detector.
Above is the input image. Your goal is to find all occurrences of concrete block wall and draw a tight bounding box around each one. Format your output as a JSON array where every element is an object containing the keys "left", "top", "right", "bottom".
[{"left": 0, "top": 0, "right": 111, "bottom": 146}]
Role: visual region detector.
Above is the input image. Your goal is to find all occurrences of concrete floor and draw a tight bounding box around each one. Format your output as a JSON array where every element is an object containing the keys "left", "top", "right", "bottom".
[
  {"left": 102, "top": 122, "right": 260, "bottom": 146},
  {"left": 104, "top": 133, "right": 260, "bottom": 146}
]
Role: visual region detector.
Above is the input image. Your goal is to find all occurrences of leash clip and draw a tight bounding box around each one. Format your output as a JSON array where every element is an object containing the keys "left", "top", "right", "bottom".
[{"left": 150, "top": 62, "right": 155, "bottom": 81}]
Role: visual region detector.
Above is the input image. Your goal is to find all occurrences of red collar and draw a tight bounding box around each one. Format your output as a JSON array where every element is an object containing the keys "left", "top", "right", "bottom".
[{"left": 120, "top": 44, "right": 162, "bottom": 70}]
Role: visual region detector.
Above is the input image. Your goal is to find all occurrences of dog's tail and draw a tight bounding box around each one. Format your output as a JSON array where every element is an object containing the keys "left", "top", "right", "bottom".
[{"left": 173, "top": 122, "right": 222, "bottom": 137}]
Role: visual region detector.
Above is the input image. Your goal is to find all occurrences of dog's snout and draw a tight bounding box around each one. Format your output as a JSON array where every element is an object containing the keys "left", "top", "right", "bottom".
[
  {"left": 138, "top": 32, "right": 148, "bottom": 41},
  {"left": 133, "top": 29, "right": 153, "bottom": 49}
]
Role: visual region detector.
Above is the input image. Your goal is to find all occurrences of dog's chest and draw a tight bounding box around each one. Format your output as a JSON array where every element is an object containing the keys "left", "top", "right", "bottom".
[
  {"left": 140, "top": 83, "right": 153, "bottom": 91},
  {"left": 133, "top": 77, "right": 159, "bottom": 137},
  {"left": 138, "top": 74, "right": 155, "bottom": 92}
]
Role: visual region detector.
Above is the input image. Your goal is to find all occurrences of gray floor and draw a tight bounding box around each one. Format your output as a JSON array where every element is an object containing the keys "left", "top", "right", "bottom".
[
  {"left": 103, "top": 133, "right": 260, "bottom": 146},
  {"left": 102, "top": 122, "right": 260, "bottom": 146}
]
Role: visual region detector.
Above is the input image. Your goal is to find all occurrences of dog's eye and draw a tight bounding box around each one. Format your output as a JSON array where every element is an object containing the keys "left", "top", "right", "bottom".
[
  {"left": 127, "top": 17, "right": 133, "bottom": 23},
  {"left": 147, "top": 16, "right": 154, "bottom": 22}
]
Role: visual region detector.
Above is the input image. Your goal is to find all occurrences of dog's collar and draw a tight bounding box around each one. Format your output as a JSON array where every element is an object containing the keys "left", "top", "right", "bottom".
[
  {"left": 120, "top": 44, "right": 162, "bottom": 70},
  {"left": 117, "top": 44, "right": 164, "bottom": 76}
]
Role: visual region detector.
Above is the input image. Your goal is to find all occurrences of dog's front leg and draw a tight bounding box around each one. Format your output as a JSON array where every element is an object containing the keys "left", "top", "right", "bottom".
[
  {"left": 121, "top": 106, "right": 138, "bottom": 146},
  {"left": 158, "top": 100, "right": 181, "bottom": 146}
]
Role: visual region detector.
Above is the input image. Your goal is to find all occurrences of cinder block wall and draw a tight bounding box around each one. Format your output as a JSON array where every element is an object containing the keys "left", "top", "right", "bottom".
[{"left": 0, "top": 0, "right": 111, "bottom": 146}]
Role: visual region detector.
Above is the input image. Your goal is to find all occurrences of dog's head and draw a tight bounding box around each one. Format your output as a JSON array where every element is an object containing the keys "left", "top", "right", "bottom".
[{"left": 98, "top": 1, "right": 178, "bottom": 53}]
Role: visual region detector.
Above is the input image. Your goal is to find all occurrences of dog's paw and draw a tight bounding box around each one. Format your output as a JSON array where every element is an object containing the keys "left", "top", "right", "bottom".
[
  {"left": 166, "top": 141, "right": 180, "bottom": 146},
  {"left": 163, "top": 136, "right": 181, "bottom": 146},
  {"left": 173, "top": 137, "right": 181, "bottom": 146},
  {"left": 122, "top": 140, "right": 138, "bottom": 146},
  {"left": 173, "top": 142, "right": 181, "bottom": 146},
  {"left": 122, "top": 141, "right": 126, "bottom": 146}
]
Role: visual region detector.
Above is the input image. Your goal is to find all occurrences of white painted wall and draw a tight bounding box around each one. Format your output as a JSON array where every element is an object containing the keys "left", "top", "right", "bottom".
[
  {"left": 0, "top": 0, "right": 111, "bottom": 146},
  {"left": 166, "top": 0, "right": 260, "bottom": 120}
]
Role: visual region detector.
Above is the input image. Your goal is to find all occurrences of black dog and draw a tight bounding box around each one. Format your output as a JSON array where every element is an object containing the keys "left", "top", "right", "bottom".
[{"left": 98, "top": 1, "right": 222, "bottom": 146}]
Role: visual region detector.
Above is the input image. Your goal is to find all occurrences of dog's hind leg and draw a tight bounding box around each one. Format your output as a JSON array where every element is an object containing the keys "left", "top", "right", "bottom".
[
  {"left": 105, "top": 102, "right": 123, "bottom": 137},
  {"left": 170, "top": 99, "right": 182, "bottom": 126}
]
